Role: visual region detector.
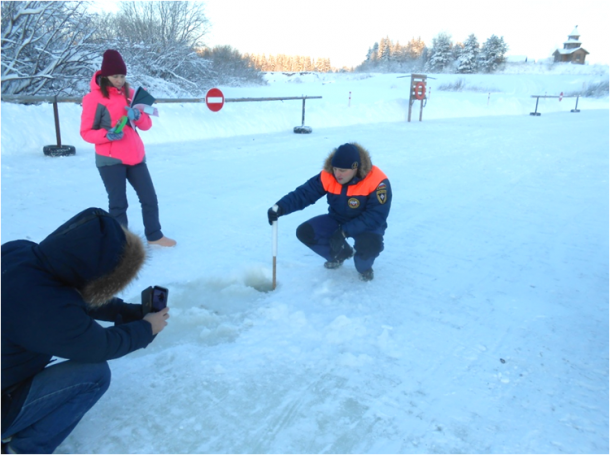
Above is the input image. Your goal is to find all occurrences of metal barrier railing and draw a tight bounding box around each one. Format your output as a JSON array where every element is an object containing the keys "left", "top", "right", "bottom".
[
  {"left": 0, "top": 94, "right": 323, "bottom": 155},
  {"left": 530, "top": 94, "right": 580, "bottom": 116}
]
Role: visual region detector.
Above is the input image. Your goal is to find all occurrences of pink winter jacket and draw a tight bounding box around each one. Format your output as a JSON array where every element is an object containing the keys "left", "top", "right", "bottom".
[{"left": 80, "top": 71, "right": 152, "bottom": 166}]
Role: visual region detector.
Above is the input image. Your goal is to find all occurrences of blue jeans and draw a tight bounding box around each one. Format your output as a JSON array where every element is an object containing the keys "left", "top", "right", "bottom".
[
  {"left": 98, "top": 162, "right": 163, "bottom": 241},
  {"left": 1, "top": 361, "right": 111, "bottom": 454},
  {"left": 296, "top": 214, "right": 384, "bottom": 273}
]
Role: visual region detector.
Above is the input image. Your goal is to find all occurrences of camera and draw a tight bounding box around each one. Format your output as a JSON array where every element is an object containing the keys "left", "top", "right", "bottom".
[{"left": 141, "top": 285, "right": 169, "bottom": 315}]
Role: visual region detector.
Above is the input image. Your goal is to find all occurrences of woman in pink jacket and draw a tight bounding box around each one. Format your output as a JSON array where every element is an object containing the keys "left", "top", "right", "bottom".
[{"left": 80, "top": 49, "right": 176, "bottom": 247}]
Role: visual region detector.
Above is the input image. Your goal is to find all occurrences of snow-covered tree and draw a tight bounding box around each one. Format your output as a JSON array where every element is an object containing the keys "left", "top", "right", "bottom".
[
  {"left": 369, "top": 42, "right": 380, "bottom": 64},
  {"left": 356, "top": 36, "right": 427, "bottom": 72},
  {"left": 425, "top": 32, "right": 454, "bottom": 72},
  {"left": 314, "top": 57, "right": 326, "bottom": 72},
  {"left": 94, "top": 2, "right": 264, "bottom": 91},
  {"left": 246, "top": 53, "right": 331, "bottom": 73},
  {"left": 319, "top": 58, "right": 332, "bottom": 73},
  {"left": 378, "top": 36, "right": 392, "bottom": 66},
  {"left": 457, "top": 34, "right": 480, "bottom": 73},
  {"left": 1, "top": 1, "right": 98, "bottom": 95},
  {"left": 266, "top": 55, "right": 276, "bottom": 72},
  {"left": 479, "top": 35, "right": 508, "bottom": 72},
  {"left": 406, "top": 37, "right": 426, "bottom": 60},
  {"left": 391, "top": 41, "right": 405, "bottom": 63},
  {"left": 110, "top": 1, "right": 209, "bottom": 49},
  {"left": 198, "top": 45, "right": 262, "bottom": 85}
]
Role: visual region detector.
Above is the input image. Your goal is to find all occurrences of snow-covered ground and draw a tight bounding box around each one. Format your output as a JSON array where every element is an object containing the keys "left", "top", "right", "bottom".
[{"left": 1, "top": 64, "right": 609, "bottom": 453}]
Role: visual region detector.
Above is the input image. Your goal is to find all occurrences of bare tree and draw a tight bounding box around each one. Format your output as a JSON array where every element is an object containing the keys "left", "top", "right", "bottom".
[
  {"left": 1, "top": 1, "right": 98, "bottom": 95},
  {"left": 89, "top": 1, "right": 232, "bottom": 94},
  {"left": 113, "top": 1, "right": 209, "bottom": 49}
]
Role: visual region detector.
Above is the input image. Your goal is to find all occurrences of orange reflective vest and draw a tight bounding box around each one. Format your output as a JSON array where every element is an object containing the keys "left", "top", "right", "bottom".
[{"left": 277, "top": 165, "right": 392, "bottom": 236}]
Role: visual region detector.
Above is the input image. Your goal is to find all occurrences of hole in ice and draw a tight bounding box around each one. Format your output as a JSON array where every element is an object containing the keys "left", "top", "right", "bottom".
[
  {"left": 243, "top": 267, "right": 275, "bottom": 293},
  {"left": 169, "top": 266, "right": 276, "bottom": 314}
]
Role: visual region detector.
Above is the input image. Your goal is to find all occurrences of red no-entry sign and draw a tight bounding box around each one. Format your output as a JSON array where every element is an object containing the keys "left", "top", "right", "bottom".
[{"left": 206, "top": 88, "right": 224, "bottom": 112}]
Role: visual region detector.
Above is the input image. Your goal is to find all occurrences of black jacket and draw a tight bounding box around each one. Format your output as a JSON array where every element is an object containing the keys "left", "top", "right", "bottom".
[{"left": 1, "top": 208, "right": 151, "bottom": 431}]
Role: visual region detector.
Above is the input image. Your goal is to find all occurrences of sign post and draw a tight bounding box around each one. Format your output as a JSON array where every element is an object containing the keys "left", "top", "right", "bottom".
[
  {"left": 205, "top": 88, "right": 225, "bottom": 112},
  {"left": 408, "top": 74, "right": 427, "bottom": 122}
]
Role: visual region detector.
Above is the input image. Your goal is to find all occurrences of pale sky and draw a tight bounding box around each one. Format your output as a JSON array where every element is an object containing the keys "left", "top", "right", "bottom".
[{"left": 98, "top": 0, "right": 608, "bottom": 68}]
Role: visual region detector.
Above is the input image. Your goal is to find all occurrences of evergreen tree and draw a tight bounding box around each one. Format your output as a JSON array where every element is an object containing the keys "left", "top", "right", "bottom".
[
  {"left": 425, "top": 32, "right": 454, "bottom": 72},
  {"left": 370, "top": 42, "right": 379, "bottom": 64},
  {"left": 392, "top": 40, "right": 405, "bottom": 63},
  {"left": 356, "top": 36, "right": 429, "bottom": 72},
  {"left": 479, "top": 35, "right": 508, "bottom": 72},
  {"left": 378, "top": 36, "right": 391, "bottom": 65},
  {"left": 407, "top": 37, "right": 425, "bottom": 60},
  {"left": 314, "top": 57, "right": 325, "bottom": 72},
  {"left": 247, "top": 53, "right": 332, "bottom": 73},
  {"left": 267, "top": 55, "right": 276, "bottom": 72},
  {"left": 457, "top": 34, "right": 479, "bottom": 73},
  {"left": 276, "top": 54, "right": 287, "bottom": 71},
  {"left": 321, "top": 58, "right": 332, "bottom": 73}
]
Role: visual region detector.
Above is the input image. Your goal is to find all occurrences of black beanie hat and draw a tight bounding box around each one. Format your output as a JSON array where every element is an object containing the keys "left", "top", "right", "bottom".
[
  {"left": 100, "top": 49, "right": 127, "bottom": 77},
  {"left": 331, "top": 143, "right": 360, "bottom": 170}
]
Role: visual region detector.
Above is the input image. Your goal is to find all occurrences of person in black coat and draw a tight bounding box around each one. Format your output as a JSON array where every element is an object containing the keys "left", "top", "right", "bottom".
[{"left": 1, "top": 208, "right": 170, "bottom": 454}]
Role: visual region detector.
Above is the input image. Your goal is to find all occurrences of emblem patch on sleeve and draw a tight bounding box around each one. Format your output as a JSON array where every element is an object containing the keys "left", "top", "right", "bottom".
[
  {"left": 348, "top": 198, "right": 360, "bottom": 208},
  {"left": 376, "top": 183, "right": 388, "bottom": 204}
]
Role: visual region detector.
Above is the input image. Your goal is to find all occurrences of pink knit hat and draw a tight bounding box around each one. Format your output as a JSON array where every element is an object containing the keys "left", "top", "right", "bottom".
[{"left": 100, "top": 50, "right": 127, "bottom": 76}]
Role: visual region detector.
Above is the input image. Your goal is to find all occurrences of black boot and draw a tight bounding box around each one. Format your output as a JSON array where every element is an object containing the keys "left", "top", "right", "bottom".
[
  {"left": 359, "top": 269, "right": 374, "bottom": 281},
  {"left": 324, "top": 244, "right": 354, "bottom": 269}
]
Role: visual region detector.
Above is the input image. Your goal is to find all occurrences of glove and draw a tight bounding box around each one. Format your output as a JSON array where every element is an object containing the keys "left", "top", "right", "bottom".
[
  {"left": 106, "top": 128, "right": 123, "bottom": 141},
  {"left": 329, "top": 228, "right": 347, "bottom": 259},
  {"left": 124, "top": 106, "right": 141, "bottom": 121},
  {"left": 114, "top": 303, "right": 144, "bottom": 325},
  {"left": 267, "top": 205, "right": 283, "bottom": 225}
]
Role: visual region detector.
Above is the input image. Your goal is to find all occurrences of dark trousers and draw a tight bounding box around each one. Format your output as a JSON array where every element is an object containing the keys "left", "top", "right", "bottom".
[
  {"left": 98, "top": 162, "right": 163, "bottom": 241},
  {"left": 296, "top": 214, "right": 384, "bottom": 273}
]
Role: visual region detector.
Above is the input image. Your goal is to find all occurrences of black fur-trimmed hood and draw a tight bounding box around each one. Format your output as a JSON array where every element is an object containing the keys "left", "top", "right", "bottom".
[
  {"left": 323, "top": 142, "right": 373, "bottom": 179},
  {"left": 36, "top": 208, "right": 146, "bottom": 308}
]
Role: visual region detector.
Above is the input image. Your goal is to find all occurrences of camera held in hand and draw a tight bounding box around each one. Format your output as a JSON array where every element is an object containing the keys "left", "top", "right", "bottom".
[{"left": 141, "top": 286, "right": 169, "bottom": 315}]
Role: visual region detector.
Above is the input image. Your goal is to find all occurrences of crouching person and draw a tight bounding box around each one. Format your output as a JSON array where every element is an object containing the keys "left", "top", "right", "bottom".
[
  {"left": 268, "top": 143, "right": 392, "bottom": 281},
  {"left": 1, "top": 208, "right": 169, "bottom": 454}
]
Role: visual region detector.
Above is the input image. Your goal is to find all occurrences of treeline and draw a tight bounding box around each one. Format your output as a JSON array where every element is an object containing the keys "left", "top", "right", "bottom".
[
  {"left": 357, "top": 33, "right": 509, "bottom": 74},
  {"left": 1, "top": 1, "right": 513, "bottom": 98},
  {"left": 246, "top": 54, "right": 333, "bottom": 73},
  {"left": 358, "top": 36, "right": 426, "bottom": 71},
  {"left": 1, "top": 1, "right": 264, "bottom": 97}
]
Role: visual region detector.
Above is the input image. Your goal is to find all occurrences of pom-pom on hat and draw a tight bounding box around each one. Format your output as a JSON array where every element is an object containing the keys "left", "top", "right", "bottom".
[
  {"left": 100, "top": 49, "right": 127, "bottom": 77},
  {"left": 331, "top": 143, "right": 360, "bottom": 170}
]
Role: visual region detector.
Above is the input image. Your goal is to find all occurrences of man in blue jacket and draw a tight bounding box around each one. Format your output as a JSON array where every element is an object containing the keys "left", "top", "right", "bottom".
[
  {"left": 268, "top": 143, "right": 392, "bottom": 281},
  {"left": 1, "top": 208, "right": 170, "bottom": 454}
]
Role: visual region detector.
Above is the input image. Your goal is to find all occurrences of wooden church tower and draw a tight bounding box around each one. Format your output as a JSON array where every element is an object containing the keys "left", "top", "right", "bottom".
[{"left": 553, "top": 26, "right": 589, "bottom": 64}]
